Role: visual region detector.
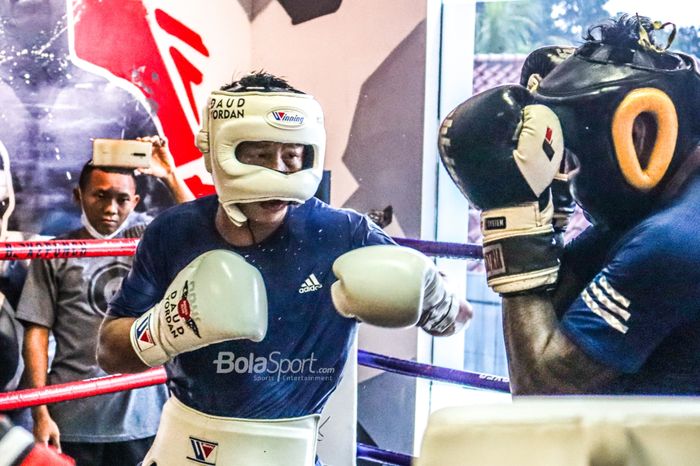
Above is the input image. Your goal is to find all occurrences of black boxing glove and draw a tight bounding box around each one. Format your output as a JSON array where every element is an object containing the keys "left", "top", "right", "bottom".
[
  {"left": 438, "top": 85, "right": 564, "bottom": 295},
  {"left": 551, "top": 153, "right": 576, "bottom": 241},
  {"left": 519, "top": 45, "right": 575, "bottom": 91}
]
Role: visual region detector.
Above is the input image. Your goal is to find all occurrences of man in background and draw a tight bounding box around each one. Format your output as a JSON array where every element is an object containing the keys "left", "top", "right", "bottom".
[{"left": 18, "top": 136, "right": 193, "bottom": 465}]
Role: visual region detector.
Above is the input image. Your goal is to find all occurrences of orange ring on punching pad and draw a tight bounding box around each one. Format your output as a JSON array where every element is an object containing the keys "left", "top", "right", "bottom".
[{"left": 611, "top": 87, "right": 678, "bottom": 191}]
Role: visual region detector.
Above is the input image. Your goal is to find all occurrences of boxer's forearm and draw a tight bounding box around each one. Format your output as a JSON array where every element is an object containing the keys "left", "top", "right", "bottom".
[
  {"left": 97, "top": 316, "right": 150, "bottom": 374},
  {"left": 502, "top": 292, "right": 618, "bottom": 395}
]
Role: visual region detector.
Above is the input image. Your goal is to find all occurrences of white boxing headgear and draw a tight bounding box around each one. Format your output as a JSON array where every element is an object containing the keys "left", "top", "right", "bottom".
[{"left": 196, "top": 90, "right": 325, "bottom": 225}]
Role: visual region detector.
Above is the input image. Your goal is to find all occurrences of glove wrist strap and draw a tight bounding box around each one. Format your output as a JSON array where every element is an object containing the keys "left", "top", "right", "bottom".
[
  {"left": 481, "top": 201, "right": 560, "bottom": 296},
  {"left": 419, "top": 294, "right": 460, "bottom": 334},
  {"left": 418, "top": 270, "right": 460, "bottom": 334},
  {"left": 481, "top": 200, "right": 553, "bottom": 240}
]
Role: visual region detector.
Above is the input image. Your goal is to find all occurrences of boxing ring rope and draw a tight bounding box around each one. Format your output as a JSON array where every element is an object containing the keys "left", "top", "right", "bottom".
[
  {"left": 0, "top": 237, "right": 483, "bottom": 261},
  {"left": 393, "top": 237, "right": 483, "bottom": 260},
  {"left": 0, "top": 351, "right": 509, "bottom": 410},
  {"left": 0, "top": 238, "right": 138, "bottom": 260},
  {"left": 0, "top": 368, "right": 168, "bottom": 411},
  {"left": 0, "top": 237, "right": 496, "bottom": 465},
  {"left": 358, "top": 350, "right": 510, "bottom": 393},
  {"left": 356, "top": 443, "right": 414, "bottom": 465}
]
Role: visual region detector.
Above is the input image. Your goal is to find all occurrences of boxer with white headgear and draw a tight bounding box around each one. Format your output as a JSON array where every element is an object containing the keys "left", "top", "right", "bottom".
[
  {"left": 196, "top": 75, "right": 325, "bottom": 228},
  {"left": 99, "top": 72, "right": 471, "bottom": 466}
]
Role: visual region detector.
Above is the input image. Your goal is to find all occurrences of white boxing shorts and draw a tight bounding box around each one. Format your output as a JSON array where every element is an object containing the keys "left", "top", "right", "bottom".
[{"left": 142, "top": 396, "right": 320, "bottom": 466}]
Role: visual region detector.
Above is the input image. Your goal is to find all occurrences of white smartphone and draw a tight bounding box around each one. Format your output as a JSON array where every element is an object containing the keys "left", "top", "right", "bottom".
[{"left": 92, "top": 139, "right": 152, "bottom": 169}]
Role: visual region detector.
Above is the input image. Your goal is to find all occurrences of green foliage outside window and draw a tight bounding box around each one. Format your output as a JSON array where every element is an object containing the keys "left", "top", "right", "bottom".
[{"left": 475, "top": 0, "right": 700, "bottom": 57}]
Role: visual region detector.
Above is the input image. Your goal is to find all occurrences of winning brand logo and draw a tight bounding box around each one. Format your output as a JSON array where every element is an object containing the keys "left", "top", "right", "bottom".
[
  {"left": 187, "top": 436, "right": 218, "bottom": 465},
  {"left": 266, "top": 108, "right": 306, "bottom": 129},
  {"left": 298, "top": 273, "right": 323, "bottom": 293},
  {"left": 272, "top": 111, "right": 304, "bottom": 124}
]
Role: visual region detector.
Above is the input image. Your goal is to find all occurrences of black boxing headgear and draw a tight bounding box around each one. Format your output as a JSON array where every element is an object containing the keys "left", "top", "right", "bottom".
[{"left": 532, "top": 15, "right": 700, "bottom": 227}]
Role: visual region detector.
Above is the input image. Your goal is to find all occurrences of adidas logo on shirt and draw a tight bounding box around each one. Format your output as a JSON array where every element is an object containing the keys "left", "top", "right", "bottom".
[{"left": 298, "top": 273, "right": 323, "bottom": 293}]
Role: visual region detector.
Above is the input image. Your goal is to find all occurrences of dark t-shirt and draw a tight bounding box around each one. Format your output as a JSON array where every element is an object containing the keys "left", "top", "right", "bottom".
[
  {"left": 109, "top": 196, "right": 394, "bottom": 418},
  {"left": 16, "top": 213, "right": 167, "bottom": 441},
  {"left": 561, "top": 176, "right": 700, "bottom": 394}
]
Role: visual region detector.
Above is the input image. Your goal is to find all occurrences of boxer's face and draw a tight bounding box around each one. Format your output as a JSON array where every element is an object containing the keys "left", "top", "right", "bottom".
[
  {"left": 236, "top": 141, "right": 305, "bottom": 172},
  {"left": 235, "top": 141, "right": 305, "bottom": 225},
  {"left": 77, "top": 169, "right": 140, "bottom": 236}
]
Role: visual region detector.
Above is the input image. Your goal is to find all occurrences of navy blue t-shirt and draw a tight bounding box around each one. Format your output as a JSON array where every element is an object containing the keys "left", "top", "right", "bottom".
[
  {"left": 109, "top": 196, "right": 394, "bottom": 417},
  {"left": 561, "top": 176, "right": 700, "bottom": 394}
]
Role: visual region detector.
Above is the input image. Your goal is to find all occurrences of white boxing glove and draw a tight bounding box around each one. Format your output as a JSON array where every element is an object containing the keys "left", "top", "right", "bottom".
[
  {"left": 331, "top": 245, "right": 461, "bottom": 333},
  {"left": 130, "top": 250, "right": 268, "bottom": 367}
]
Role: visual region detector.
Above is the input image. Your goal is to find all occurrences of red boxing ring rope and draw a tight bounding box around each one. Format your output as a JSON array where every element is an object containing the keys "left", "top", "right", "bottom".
[
  {"left": 0, "top": 368, "right": 167, "bottom": 411},
  {"left": 0, "top": 237, "right": 482, "bottom": 261},
  {"left": 0, "top": 239, "right": 138, "bottom": 260}
]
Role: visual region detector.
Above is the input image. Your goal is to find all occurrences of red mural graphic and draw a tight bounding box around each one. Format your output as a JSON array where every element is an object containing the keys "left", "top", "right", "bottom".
[{"left": 71, "top": 0, "right": 214, "bottom": 196}]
